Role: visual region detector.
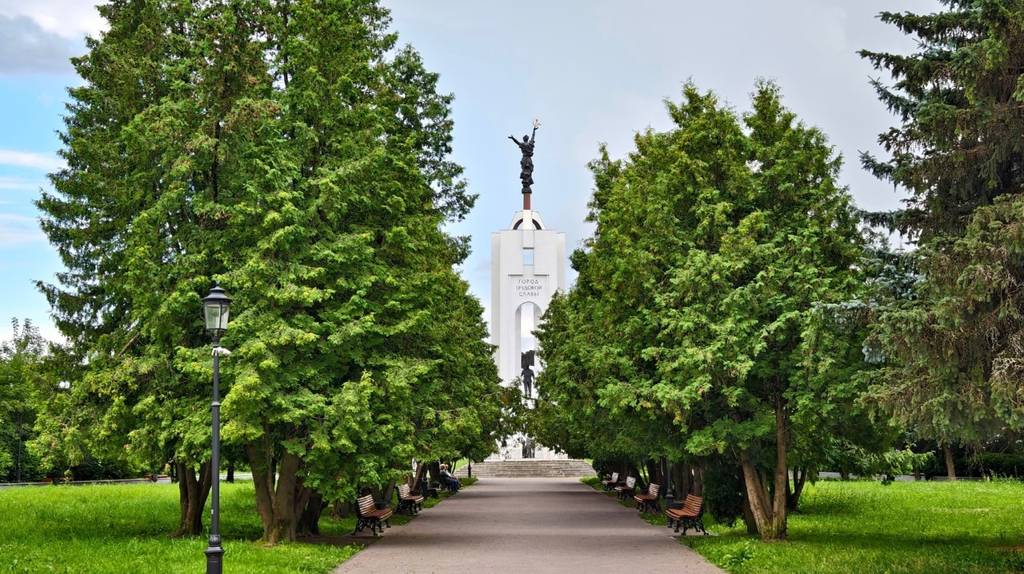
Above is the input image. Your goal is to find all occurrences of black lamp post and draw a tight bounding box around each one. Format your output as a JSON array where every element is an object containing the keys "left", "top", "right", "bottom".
[
  {"left": 202, "top": 285, "right": 231, "bottom": 574},
  {"left": 664, "top": 456, "right": 676, "bottom": 509}
]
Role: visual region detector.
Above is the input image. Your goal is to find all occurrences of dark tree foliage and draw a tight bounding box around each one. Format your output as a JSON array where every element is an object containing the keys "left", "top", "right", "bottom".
[
  {"left": 35, "top": 0, "right": 499, "bottom": 542},
  {"left": 535, "top": 82, "right": 869, "bottom": 540},
  {"left": 861, "top": 1, "right": 1024, "bottom": 465}
]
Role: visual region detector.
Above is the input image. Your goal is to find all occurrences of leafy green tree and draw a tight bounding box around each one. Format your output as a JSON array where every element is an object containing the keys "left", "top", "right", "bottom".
[
  {"left": 0, "top": 319, "right": 48, "bottom": 482},
  {"left": 37, "top": 0, "right": 498, "bottom": 542},
  {"left": 537, "top": 82, "right": 865, "bottom": 540},
  {"left": 860, "top": 1, "right": 1024, "bottom": 476},
  {"left": 776, "top": 234, "right": 914, "bottom": 485},
  {"left": 36, "top": 0, "right": 234, "bottom": 534},
  {"left": 649, "top": 84, "right": 863, "bottom": 539}
]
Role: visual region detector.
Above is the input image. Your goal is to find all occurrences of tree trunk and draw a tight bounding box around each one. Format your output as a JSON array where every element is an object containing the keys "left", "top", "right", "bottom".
[
  {"left": 271, "top": 451, "right": 302, "bottom": 543},
  {"left": 381, "top": 480, "right": 397, "bottom": 507},
  {"left": 173, "top": 461, "right": 212, "bottom": 537},
  {"left": 691, "top": 463, "right": 704, "bottom": 496},
  {"left": 675, "top": 461, "right": 691, "bottom": 497},
  {"left": 226, "top": 460, "right": 235, "bottom": 483},
  {"left": 297, "top": 489, "right": 324, "bottom": 537},
  {"left": 248, "top": 437, "right": 306, "bottom": 544},
  {"left": 644, "top": 459, "right": 659, "bottom": 489},
  {"left": 740, "top": 451, "right": 772, "bottom": 537},
  {"left": 628, "top": 463, "right": 643, "bottom": 484},
  {"left": 769, "top": 399, "right": 789, "bottom": 539},
  {"left": 741, "top": 490, "right": 759, "bottom": 535},
  {"left": 413, "top": 461, "right": 427, "bottom": 492},
  {"left": 427, "top": 460, "right": 441, "bottom": 486},
  {"left": 331, "top": 500, "right": 353, "bottom": 519},
  {"left": 249, "top": 438, "right": 276, "bottom": 539},
  {"left": 787, "top": 467, "right": 807, "bottom": 511},
  {"left": 943, "top": 444, "right": 957, "bottom": 480},
  {"left": 738, "top": 398, "right": 790, "bottom": 541}
]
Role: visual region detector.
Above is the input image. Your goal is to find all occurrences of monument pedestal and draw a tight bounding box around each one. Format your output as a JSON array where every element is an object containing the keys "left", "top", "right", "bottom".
[
  {"left": 485, "top": 432, "right": 568, "bottom": 461},
  {"left": 490, "top": 209, "right": 566, "bottom": 460}
]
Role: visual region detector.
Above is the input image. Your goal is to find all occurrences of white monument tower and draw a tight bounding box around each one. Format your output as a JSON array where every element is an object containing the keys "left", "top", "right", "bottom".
[{"left": 490, "top": 121, "right": 567, "bottom": 460}]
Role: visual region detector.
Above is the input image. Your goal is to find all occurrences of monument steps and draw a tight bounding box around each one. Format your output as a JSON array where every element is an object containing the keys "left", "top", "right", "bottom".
[{"left": 454, "top": 459, "right": 595, "bottom": 478}]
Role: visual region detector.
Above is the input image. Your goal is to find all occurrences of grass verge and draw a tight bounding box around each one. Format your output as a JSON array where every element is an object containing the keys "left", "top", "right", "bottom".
[
  {"left": 0, "top": 476, "right": 477, "bottom": 574},
  {"left": 582, "top": 476, "right": 1024, "bottom": 573}
]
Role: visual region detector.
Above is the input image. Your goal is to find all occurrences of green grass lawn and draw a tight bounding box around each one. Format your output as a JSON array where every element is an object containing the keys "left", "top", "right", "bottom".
[
  {"left": 0, "top": 477, "right": 475, "bottom": 574},
  {"left": 585, "top": 476, "right": 1024, "bottom": 573}
]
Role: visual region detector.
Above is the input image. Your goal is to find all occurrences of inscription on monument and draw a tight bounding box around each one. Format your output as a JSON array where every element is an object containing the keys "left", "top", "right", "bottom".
[{"left": 515, "top": 278, "right": 544, "bottom": 298}]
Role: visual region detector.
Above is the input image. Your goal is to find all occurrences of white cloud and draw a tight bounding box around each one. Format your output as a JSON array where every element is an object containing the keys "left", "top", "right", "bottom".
[
  {"left": 0, "top": 1, "right": 102, "bottom": 75},
  {"left": 0, "top": 213, "right": 43, "bottom": 246},
  {"left": 0, "top": 1, "right": 105, "bottom": 39},
  {"left": 0, "top": 15, "right": 77, "bottom": 74},
  {"left": 0, "top": 149, "right": 63, "bottom": 171},
  {"left": 0, "top": 176, "right": 40, "bottom": 190}
]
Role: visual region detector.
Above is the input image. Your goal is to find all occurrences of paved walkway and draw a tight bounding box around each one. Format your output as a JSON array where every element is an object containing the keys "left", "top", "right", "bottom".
[{"left": 333, "top": 477, "right": 723, "bottom": 574}]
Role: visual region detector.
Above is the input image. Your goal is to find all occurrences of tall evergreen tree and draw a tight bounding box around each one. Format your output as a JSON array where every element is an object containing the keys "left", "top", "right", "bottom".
[
  {"left": 37, "top": 0, "right": 499, "bottom": 541},
  {"left": 536, "top": 82, "right": 866, "bottom": 540},
  {"left": 861, "top": 1, "right": 1024, "bottom": 475}
]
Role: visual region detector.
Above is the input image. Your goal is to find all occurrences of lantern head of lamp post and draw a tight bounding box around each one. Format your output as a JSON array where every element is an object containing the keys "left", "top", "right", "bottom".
[{"left": 202, "top": 285, "right": 231, "bottom": 341}]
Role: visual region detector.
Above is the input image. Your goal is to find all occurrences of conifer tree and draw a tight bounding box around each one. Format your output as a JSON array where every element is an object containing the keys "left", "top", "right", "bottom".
[
  {"left": 37, "top": 0, "right": 499, "bottom": 541},
  {"left": 861, "top": 1, "right": 1024, "bottom": 476},
  {"left": 536, "top": 82, "right": 866, "bottom": 540}
]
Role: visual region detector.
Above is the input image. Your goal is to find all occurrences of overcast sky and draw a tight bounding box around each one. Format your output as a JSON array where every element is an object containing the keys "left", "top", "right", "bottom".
[{"left": 0, "top": 0, "right": 938, "bottom": 341}]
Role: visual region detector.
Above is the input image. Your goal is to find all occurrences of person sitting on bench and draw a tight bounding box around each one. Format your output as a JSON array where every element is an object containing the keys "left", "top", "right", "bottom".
[{"left": 439, "top": 463, "right": 460, "bottom": 493}]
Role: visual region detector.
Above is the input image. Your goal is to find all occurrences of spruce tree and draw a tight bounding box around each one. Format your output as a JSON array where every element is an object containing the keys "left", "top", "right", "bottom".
[{"left": 861, "top": 1, "right": 1024, "bottom": 475}]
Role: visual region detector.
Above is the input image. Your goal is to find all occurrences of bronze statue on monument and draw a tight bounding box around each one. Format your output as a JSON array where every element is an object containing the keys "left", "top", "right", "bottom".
[
  {"left": 509, "top": 119, "right": 540, "bottom": 202},
  {"left": 521, "top": 350, "right": 535, "bottom": 399}
]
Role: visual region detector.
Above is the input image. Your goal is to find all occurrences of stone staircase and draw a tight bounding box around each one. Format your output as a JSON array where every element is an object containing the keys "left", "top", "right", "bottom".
[{"left": 454, "top": 459, "right": 595, "bottom": 478}]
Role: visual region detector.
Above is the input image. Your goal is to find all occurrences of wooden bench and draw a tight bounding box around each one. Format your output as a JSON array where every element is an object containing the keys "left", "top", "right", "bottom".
[
  {"left": 634, "top": 482, "right": 660, "bottom": 513},
  {"left": 397, "top": 483, "right": 424, "bottom": 515},
  {"left": 600, "top": 472, "right": 620, "bottom": 492},
  {"left": 353, "top": 494, "right": 393, "bottom": 537},
  {"left": 614, "top": 476, "right": 636, "bottom": 501},
  {"left": 665, "top": 494, "right": 707, "bottom": 535}
]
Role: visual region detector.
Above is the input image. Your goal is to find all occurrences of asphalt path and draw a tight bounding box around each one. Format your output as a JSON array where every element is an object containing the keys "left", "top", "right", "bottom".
[{"left": 333, "top": 477, "right": 723, "bottom": 574}]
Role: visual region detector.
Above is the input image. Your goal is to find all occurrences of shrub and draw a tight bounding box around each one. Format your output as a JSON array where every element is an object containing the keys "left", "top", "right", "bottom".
[
  {"left": 972, "top": 453, "right": 1024, "bottom": 478},
  {"left": 702, "top": 459, "right": 745, "bottom": 527}
]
